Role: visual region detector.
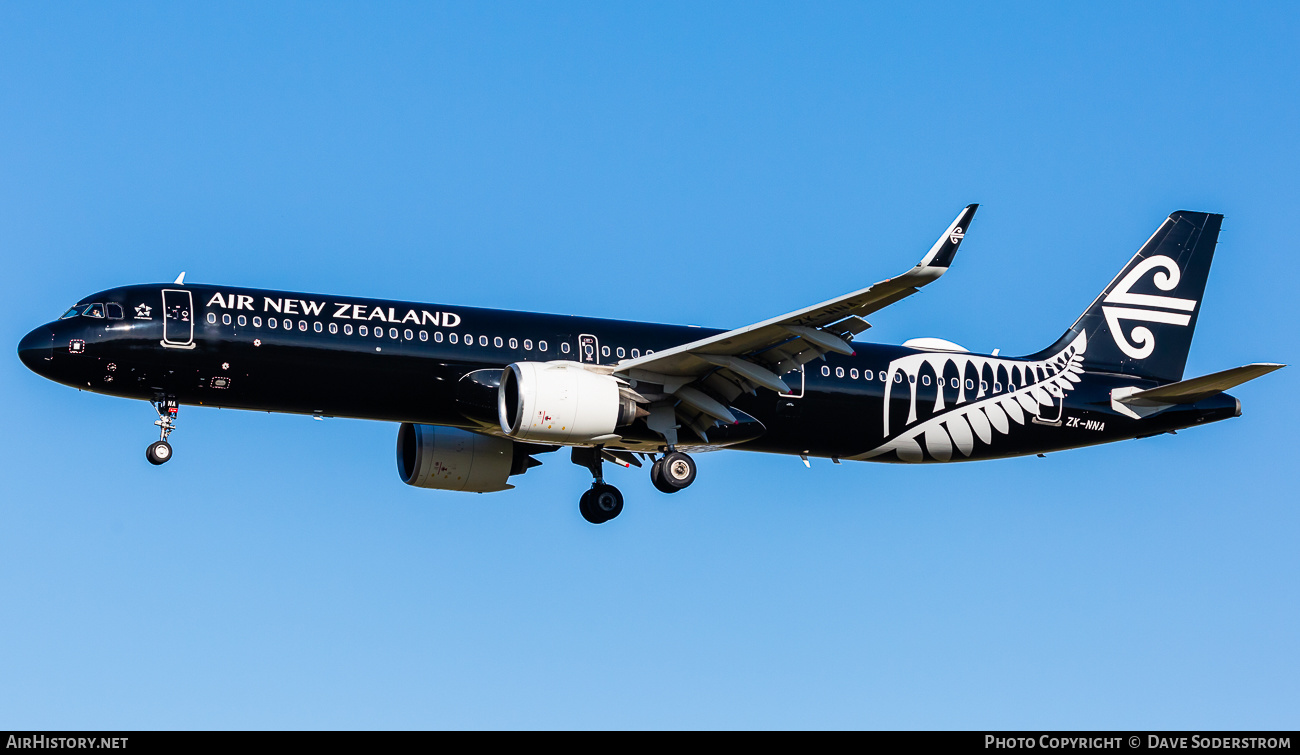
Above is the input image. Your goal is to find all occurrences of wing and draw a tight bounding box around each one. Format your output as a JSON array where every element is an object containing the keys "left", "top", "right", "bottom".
[{"left": 613, "top": 204, "right": 978, "bottom": 444}]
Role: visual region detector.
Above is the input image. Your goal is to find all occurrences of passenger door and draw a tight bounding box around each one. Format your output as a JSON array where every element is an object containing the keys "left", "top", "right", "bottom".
[{"left": 161, "top": 289, "right": 195, "bottom": 349}]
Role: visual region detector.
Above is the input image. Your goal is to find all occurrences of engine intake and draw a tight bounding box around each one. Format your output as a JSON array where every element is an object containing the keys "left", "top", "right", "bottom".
[{"left": 498, "top": 361, "right": 642, "bottom": 443}]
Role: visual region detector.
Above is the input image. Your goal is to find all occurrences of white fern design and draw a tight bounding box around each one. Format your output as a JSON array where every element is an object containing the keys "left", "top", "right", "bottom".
[{"left": 851, "top": 332, "right": 1087, "bottom": 462}]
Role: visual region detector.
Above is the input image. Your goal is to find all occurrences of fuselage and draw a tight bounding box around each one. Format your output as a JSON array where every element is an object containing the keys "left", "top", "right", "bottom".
[{"left": 17, "top": 282, "right": 1240, "bottom": 462}]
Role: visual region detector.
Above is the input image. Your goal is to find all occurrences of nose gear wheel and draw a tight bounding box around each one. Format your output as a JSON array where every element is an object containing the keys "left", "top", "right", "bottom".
[
  {"left": 148, "top": 397, "right": 179, "bottom": 465},
  {"left": 146, "top": 440, "right": 172, "bottom": 465}
]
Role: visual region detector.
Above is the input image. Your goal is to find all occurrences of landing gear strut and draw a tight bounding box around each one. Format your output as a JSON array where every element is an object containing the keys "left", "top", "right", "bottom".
[
  {"left": 651, "top": 450, "right": 696, "bottom": 494},
  {"left": 147, "top": 397, "right": 178, "bottom": 466},
  {"left": 572, "top": 447, "right": 624, "bottom": 524}
]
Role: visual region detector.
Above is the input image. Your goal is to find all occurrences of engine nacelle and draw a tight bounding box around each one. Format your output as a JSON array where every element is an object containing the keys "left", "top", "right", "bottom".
[
  {"left": 498, "top": 361, "right": 641, "bottom": 443},
  {"left": 397, "top": 423, "right": 535, "bottom": 493}
]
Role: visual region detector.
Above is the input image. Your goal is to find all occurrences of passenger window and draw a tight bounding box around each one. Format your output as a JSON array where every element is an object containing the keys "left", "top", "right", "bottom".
[
  {"left": 223, "top": 314, "right": 232, "bottom": 325},
  {"left": 238, "top": 315, "right": 247, "bottom": 327},
  {"left": 449, "top": 333, "right": 457, "bottom": 344},
  {"left": 850, "top": 368, "right": 858, "bottom": 379},
  {"left": 253, "top": 317, "right": 262, "bottom": 327},
  {"left": 822, "top": 365, "right": 831, "bottom": 376},
  {"left": 269, "top": 319, "right": 278, "bottom": 329},
  {"left": 389, "top": 328, "right": 398, "bottom": 339},
  {"left": 561, "top": 343, "right": 571, "bottom": 354},
  {"left": 419, "top": 330, "right": 428, "bottom": 341},
  {"left": 601, "top": 346, "right": 610, "bottom": 357},
  {"left": 360, "top": 325, "right": 369, "bottom": 336},
  {"left": 207, "top": 313, "right": 217, "bottom": 324},
  {"left": 616, "top": 347, "right": 625, "bottom": 358},
  {"left": 433, "top": 331, "right": 442, "bottom": 342},
  {"left": 344, "top": 324, "right": 353, "bottom": 335},
  {"left": 479, "top": 335, "right": 488, "bottom": 347},
  {"left": 314, "top": 322, "right": 323, "bottom": 333},
  {"left": 494, "top": 336, "right": 503, "bottom": 348},
  {"left": 508, "top": 338, "right": 517, "bottom": 349},
  {"left": 835, "top": 367, "right": 844, "bottom": 378},
  {"left": 523, "top": 339, "right": 532, "bottom": 351},
  {"left": 539, "top": 341, "right": 548, "bottom": 351},
  {"left": 631, "top": 349, "right": 640, "bottom": 358},
  {"left": 298, "top": 321, "right": 307, "bottom": 332},
  {"left": 404, "top": 329, "right": 413, "bottom": 340},
  {"left": 329, "top": 323, "right": 338, "bottom": 334},
  {"left": 464, "top": 333, "right": 472, "bottom": 344},
  {"left": 106, "top": 303, "right": 124, "bottom": 320}
]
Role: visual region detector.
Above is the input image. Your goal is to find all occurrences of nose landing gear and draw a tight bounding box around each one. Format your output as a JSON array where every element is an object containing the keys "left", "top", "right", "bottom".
[{"left": 147, "top": 398, "right": 178, "bottom": 466}]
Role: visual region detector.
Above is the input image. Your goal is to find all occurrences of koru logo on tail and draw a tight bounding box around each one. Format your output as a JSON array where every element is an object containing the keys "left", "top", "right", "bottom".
[
  {"left": 949, "top": 227, "right": 965, "bottom": 244},
  {"left": 1101, "top": 255, "right": 1196, "bottom": 359}
]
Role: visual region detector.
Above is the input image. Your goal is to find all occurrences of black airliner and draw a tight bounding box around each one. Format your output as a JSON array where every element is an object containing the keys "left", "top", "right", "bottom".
[{"left": 17, "top": 206, "right": 1283, "bottom": 523}]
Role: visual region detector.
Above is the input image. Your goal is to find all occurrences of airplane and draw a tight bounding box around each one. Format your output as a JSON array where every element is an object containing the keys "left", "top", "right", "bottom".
[{"left": 17, "top": 206, "right": 1283, "bottom": 524}]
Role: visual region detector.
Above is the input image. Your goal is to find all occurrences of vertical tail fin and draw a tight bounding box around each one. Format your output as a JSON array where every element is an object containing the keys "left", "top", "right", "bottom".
[{"left": 1032, "top": 210, "right": 1223, "bottom": 384}]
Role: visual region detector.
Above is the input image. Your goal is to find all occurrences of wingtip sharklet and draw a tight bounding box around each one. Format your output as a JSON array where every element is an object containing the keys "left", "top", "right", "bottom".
[{"left": 920, "top": 203, "right": 978, "bottom": 270}]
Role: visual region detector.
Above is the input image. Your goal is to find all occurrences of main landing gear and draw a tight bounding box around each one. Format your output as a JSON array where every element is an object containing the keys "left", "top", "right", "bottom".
[
  {"left": 146, "top": 397, "right": 179, "bottom": 466},
  {"left": 651, "top": 451, "right": 696, "bottom": 494},
  {"left": 580, "top": 484, "right": 624, "bottom": 525},
  {"left": 572, "top": 447, "right": 624, "bottom": 524},
  {"left": 570, "top": 447, "right": 699, "bottom": 524}
]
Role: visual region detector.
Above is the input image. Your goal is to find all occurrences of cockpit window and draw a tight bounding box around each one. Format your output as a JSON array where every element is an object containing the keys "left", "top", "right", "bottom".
[
  {"left": 106, "top": 303, "right": 124, "bottom": 320},
  {"left": 60, "top": 306, "right": 81, "bottom": 319},
  {"left": 81, "top": 303, "right": 106, "bottom": 318}
]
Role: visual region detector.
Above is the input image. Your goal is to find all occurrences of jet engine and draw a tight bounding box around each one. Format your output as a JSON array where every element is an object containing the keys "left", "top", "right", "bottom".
[
  {"left": 396, "top": 423, "right": 544, "bottom": 493},
  {"left": 498, "top": 361, "right": 644, "bottom": 443}
]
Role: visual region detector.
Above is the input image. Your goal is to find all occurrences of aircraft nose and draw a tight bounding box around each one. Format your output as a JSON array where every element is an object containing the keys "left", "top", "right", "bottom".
[{"left": 17, "top": 326, "right": 53, "bottom": 374}]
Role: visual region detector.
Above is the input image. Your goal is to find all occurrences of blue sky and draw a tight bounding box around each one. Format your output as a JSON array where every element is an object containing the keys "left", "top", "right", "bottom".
[{"left": 1, "top": 2, "right": 1297, "bottom": 729}]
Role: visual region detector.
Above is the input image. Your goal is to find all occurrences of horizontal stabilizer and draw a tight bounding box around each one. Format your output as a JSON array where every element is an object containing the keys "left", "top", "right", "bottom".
[{"left": 1122, "top": 363, "right": 1285, "bottom": 405}]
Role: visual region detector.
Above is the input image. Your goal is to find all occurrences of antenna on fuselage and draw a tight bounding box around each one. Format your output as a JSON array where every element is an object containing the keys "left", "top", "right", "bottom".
[{"left": 173, "top": 272, "right": 186, "bottom": 285}]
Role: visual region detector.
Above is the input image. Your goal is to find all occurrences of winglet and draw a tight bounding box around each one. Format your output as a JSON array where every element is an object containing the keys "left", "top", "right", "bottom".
[
  {"left": 917, "top": 203, "right": 978, "bottom": 270},
  {"left": 173, "top": 272, "right": 187, "bottom": 285}
]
